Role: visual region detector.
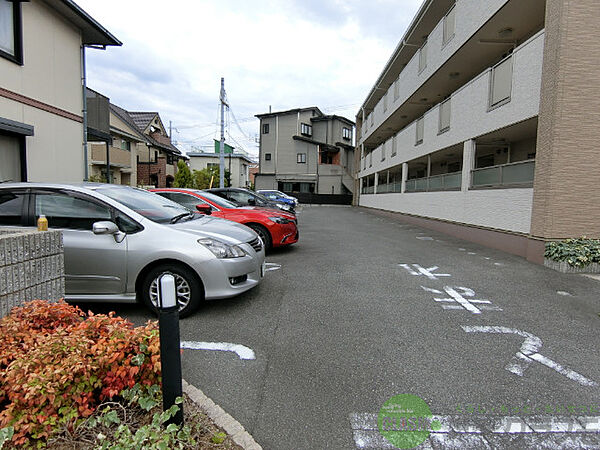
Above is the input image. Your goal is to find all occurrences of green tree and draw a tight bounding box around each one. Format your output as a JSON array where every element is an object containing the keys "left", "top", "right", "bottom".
[
  {"left": 192, "top": 167, "right": 231, "bottom": 189},
  {"left": 173, "top": 160, "right": 193, "bottom": 188}
]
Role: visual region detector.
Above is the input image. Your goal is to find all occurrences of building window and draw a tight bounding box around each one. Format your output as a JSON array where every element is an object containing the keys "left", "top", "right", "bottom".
[
  {"left": 0, "top": 0, "right": 22, "bottom": 65},
  {"left": 300, "top": 123, "right": 312, "bottom": 137},
  {"left": 381, "top": 144, "right": 386, "bottom": 161},
  {"left": 391, "top": 135, "right": 397, "bottom": 157},
  {"left": 443, "top": 4, "right": 456, "bottom": 46},
  {"left": 418, "top": 39, "right": 428, "bottom": 73},
  {"left": 383, "top": 89, "right": 388, "bottom": 112},
  {"left": 490, "top": 56, "right": 513, "bottom": 108},
  {"left": 262, "top": 123, "right": 269, "bottom": 134},
  {"left": 120, "top": 140, "right": 131, "bottom": 151},
  {"left": 297, "top": 153, "right": 306, "bottom": 163},
  {"left": 154, "top": 151, "right": 158, "bottom": 162},
  {"left": 342, "top": 127, "right": 352, "bottom": 140},
  {"left": 369, "top": 151, "right": 372, "bottom": 167},
  {"left": 416, "top": 116, "right": 424, "bottom": 145},
  {"left": 439, "top": 98, "right": 451, "bottom": 133},
  {"left": 166, "top": 154, "right": 174, "bottom": 165},
  {"left": 265, "top": 153, "right": 271, "bottom": 161}
]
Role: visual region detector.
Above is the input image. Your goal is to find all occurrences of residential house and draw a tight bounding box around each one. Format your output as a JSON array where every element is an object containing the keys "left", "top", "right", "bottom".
[
  {"left": 254, "top": 107, "right": 355, "bottom": 196},
  {"left": 109, "top": 107, "right": 184, "bottom": 188},
  {"left": 188, "top": 141, "right": 255, "bottom": 188},
  {"left": 86, "top": 89, "right": 144, "bottom": 186},
  {"left": 0, "top": 0, "right": 120, "bottom": 183},
  {"left": 355, "top": 0, "right": 600, "bottom": 263}
]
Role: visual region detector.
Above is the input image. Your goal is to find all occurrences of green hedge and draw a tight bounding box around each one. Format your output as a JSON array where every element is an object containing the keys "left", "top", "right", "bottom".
[{"left": 545, "top": 237, "right": 600, "bottom": 268}]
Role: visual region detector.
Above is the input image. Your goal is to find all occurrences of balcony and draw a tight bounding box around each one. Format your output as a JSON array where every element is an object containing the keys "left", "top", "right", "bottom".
[
  {"left": 471, "top": 159, "right": 535, "bottom": 188},
  {"left": 361, "top": 0, "right": 546, "bottom": 148},
  {"left": 359, "top": 29, "right": 544, "bottom": 178}
]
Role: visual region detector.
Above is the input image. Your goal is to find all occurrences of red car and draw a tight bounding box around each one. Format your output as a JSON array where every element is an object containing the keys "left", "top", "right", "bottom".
[{"left": 151, "top": 188, "right": 298, "bottom": 250}]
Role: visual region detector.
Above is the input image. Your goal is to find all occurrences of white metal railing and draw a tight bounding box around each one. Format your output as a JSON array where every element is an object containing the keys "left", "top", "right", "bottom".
[{"left": 471, "top": 159, "right": 535, "bottom": 187}]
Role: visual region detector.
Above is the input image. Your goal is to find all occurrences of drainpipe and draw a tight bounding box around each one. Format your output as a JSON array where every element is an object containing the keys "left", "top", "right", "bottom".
[{"left": 81, "top": 45, "right": 89, "bottom": 181}]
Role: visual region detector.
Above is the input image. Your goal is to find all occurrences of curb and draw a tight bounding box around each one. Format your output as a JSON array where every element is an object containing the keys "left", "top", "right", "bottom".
[{"left": 182, "top": 379, "right": 262, "bottom": 450}]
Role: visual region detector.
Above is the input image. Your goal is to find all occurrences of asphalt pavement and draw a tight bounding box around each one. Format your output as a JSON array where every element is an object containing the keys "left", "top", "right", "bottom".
[{"left": 95, "top": 205, "right": 600, "bottom": 449}]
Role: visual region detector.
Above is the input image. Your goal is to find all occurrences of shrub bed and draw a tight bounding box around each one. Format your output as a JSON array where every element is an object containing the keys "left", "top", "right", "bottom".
[
  {"left": 0, "top": 300, "right": 160, "bottom": 447},
  {"left": 545, "top": 237, "right": 600, "bottom": 268}
]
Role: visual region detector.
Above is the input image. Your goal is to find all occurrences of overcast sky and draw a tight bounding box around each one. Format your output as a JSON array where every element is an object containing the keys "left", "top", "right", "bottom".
[{"left": 76, "top": 0, "right": 422, "bottom": 158}]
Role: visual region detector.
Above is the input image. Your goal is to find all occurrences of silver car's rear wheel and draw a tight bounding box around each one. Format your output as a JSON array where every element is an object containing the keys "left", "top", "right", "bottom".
[{"left": 141, "top": 264, "right": 203, "bottom": 318}]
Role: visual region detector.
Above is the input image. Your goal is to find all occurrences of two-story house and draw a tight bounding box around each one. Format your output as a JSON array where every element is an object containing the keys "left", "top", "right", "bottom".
[
  {"left": 355, "top": 0, "right": 599, "bottom": 263},
  {"left": 0, "top": 0, "right": 120, "bottom": 183},
  {"left": 254, "top": 107, "right": 355, "bottom": 197},
  {"left": 188, "top": 141, "right": 255, "bottom": 188},
  {"left": 108, "top": 106, "right": 183, "bottom": 188}
]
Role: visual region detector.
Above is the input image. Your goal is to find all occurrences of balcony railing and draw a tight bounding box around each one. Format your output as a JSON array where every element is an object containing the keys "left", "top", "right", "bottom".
[
  {"left": 362, "top": 185, "right": 375, "bottom": 194},
  {"left": 376, "top": 182, "right": 402, "bottom": 194},
  {"left": 405, "top": 171, "right": 462, "bottom": 192},
  {"left": 471, "top": 160, "right": 535, "bottom": 188}
]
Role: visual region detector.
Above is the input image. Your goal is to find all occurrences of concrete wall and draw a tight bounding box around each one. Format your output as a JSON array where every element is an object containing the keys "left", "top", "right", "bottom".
[
  {"left": 0, "top": 228, "right": 65, "bottom": 318},
  {"left": 360, "top": 188, "right": 533, "bottom": 234}
]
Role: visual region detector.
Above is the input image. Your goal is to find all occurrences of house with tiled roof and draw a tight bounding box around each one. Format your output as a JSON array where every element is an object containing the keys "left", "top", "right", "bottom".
[{"left": 108, "top": 107, "right": 184, "bottom": 187}]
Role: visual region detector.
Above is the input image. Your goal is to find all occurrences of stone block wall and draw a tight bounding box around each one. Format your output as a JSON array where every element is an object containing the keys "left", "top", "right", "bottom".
[{"left": 0, "top": 228, "right": 65, "bottom": 318}]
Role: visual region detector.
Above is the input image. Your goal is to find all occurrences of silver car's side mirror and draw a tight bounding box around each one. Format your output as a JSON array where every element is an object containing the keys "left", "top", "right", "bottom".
[
  {"left": 93, "top": 221, "right": 119, "bottom": 235},
  {"left": 93, "top": 221, "right": 126, "bottom": 243}
]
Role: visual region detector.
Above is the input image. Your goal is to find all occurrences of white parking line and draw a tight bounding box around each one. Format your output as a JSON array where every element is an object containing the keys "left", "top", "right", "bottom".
[
  {"left": 399, "top": 264, "right": 451, "bottom": 280},
  {"left": 180, "top": 341, "right": 256, "bottom": 360},
  {"left": 461, "top": 326, "right": 597, "bottom": 386},
  {"left": 349, "top": 413, "right": 600, "bottom": 449}
]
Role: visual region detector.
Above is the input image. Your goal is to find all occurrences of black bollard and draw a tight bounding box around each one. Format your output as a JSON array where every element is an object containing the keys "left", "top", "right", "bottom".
[{"left": 158, "top": 273, "right": 184, "bottom": 426}]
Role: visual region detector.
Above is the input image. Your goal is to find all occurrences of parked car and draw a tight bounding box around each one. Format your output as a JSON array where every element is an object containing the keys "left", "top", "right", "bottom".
[
  {"left": 257, "top": 190, "right": 298, "bottom": 207},
  {"left": 0, "top": 183, "right": 266, "bottom": 318},
  {"left": 206, "top": 187, "right": 295, "bottom": 214},
  {"left": 151, "top": 188, "right": 298, "bottom": 251}
]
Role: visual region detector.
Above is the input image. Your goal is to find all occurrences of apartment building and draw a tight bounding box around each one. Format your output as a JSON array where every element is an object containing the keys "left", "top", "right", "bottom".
[
  {"left": 356, "top": 0, "right": 600, "bottom": 263},
  {"left": 255, "top": 107, "right": 355, "bottom": 196},
  {"left": 0, "top": 0, "right": 120, "bottom": 183}
]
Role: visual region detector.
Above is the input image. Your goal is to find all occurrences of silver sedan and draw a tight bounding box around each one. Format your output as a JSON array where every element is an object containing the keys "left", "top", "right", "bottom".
[{"left": 0, "top": 183, "right": 266, "bottom": 318}]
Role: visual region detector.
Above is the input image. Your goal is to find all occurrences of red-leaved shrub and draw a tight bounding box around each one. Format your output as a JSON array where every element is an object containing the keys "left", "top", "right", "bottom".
[{"left": 0, "top": 300, "right": 160, "bottom": 446}]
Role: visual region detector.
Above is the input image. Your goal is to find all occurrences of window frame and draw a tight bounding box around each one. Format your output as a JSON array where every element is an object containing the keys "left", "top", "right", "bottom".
[
  {"left": 342, "top": 127, "right": 352, "bottom": 140},
  {"left": 262, "top": 123, "right": 269, "bottom": 134},
  {"left": 489, "top": 55, "right": 514, "bottom": 110},
  {"left": 418, "top": 39, "right": 428, "bottom": 73},
  {"left": 415, "top": 116, "right": 424, "bottom": 145},
  {"left": 297, "top": 153, "right": 306, "bottom": 164},
  {"left": 0, "top": 0, "right": 23, "bottom": 65},
  {"left": 442, "top": 4, "right": 456, "bottom": 47},
  {"left": 265, "top": 153, "right": 272, "bottom": 161},
  {"left": 438, "top": 98, "right": 451, "bottom": 134},
  {"left": 300, "top": 123, "right": 312, "bottom": 137}
]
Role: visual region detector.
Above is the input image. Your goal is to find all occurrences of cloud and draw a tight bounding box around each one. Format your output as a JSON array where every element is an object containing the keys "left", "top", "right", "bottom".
[{"left": 76, "top": 0, "right": 422, "bottom": 155}]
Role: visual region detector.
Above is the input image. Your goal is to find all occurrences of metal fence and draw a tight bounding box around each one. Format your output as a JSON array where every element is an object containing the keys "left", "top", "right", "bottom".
[{"left": 471, "top": 160, "right": 535, "bottom": 187}]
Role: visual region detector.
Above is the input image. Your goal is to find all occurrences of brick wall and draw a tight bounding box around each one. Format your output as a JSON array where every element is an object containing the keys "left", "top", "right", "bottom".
[
  {"left": 137, "top": 157, "right": 167, "bottom": 187},
  {"left": 531, "top": 0, "right": 600, "bottom": 239},
  {"left": 0, "top": 229, "right": 65, "bottom": 318}
]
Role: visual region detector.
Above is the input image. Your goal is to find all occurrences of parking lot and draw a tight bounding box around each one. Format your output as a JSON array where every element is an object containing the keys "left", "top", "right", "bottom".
[{"left": 90, "top": 205, "right": 600, "bottom": 449}]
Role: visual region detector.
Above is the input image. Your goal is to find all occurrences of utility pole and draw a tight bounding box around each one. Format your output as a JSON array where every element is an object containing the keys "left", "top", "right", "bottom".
[{"left": 219, "top": 77, "right": 227, "bottom": 188}]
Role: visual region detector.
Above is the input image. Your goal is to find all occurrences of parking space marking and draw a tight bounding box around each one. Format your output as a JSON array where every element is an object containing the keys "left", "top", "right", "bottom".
[
  {"left": 399, "top": 264, "right": 451, "bottom": 280},
  {"left": 180, "top": 341, "right": 256, "bottom": 360},
  {"left": 423, "top": 286, "right": 499, "bottom": 314},
  {"left": 461, "top": 326, "right": 597, "bottom": 387},
  {"left": 349, "top": 413, "right": 600, "bottom": 449},
  {"left": 416, "top": 236, "right": 434, "bottom": 241},
  {"left": 264, "top": 262, "right": 282, "bottom": 272}
]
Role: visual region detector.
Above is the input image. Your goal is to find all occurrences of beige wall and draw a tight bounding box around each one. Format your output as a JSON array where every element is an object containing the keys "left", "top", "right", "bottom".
[
  {"left": 3, "top": 0, "right": 83, "bottom": 115},
  {"left": 1, "top": 0, "right": 87, "bottom": 182},
  {"left": 531, "top": 0, "right": 600, "bottom": 239}
]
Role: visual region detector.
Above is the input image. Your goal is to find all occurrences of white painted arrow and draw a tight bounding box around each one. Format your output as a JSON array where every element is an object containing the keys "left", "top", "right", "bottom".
[
  {"left": 180, "top": 341, "right": 256, "bottom": 360},
  {"left": 461, "top": 326, "right": 597, "bottom": 387}
]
